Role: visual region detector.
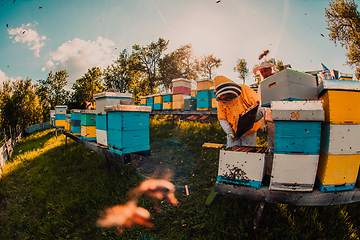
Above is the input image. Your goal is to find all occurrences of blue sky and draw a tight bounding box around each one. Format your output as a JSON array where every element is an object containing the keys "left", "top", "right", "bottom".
[{"left": 0, "top": 0, "right": 358, "bottom": 90}]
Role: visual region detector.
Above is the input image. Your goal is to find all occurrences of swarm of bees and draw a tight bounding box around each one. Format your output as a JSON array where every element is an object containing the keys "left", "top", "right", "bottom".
[{"left": 97, "top": 179, "right": 179, "bottom": 234}]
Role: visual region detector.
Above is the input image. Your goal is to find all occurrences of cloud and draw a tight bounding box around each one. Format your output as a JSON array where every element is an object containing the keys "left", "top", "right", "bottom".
[
  {"left": 43, "top": 36, "right": 117, "bottom": 86},
  {"left": 0, "top": 69, "right": 21, "bottom": 89},
  {"left": 8, "top": 22, "right": 47, "bottom": 57}
]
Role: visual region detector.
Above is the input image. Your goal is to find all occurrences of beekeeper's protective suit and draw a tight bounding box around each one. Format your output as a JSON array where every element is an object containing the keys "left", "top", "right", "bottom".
[{"left": 214, "top": 75, "right": 263, "bottom": 147}]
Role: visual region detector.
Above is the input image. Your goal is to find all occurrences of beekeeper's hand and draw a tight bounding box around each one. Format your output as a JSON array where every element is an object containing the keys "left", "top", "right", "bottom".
[
  {"left": 225, "top": 128, "right": 236, "bottom": 139},
  {"left": 219, "top": 119, "right": 236, "bottom": 139}
]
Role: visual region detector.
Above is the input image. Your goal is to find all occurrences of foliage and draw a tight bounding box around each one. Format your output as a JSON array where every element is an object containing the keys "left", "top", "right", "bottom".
[
  {"left": 37, "top": 70, "right": 70, "bottom": 109},
  {"left": 103, "top": 49, "right": 141, "bottom": 93},
  {"left": 0, "top": 79, "right": 42, "bottom": 132},
  {"left": 234, "top": 58, "right": 249, "bottom": 84},
  {"left": 132, "top": 38, "right": 169, "bottom": 94},
  {"left": 325, "top": 0, "right": 360, "bottom": 79},
  {"left": 71, "top": 67, "right": 106, "bottom": 108},
  {"left": 195, "top": 54, "right": 222, "bottom": 80}
]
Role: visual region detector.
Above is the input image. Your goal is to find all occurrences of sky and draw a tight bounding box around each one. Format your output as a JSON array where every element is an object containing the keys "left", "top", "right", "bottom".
[{"left": 0, "top": 0, "right": 359, "bottom": 90}]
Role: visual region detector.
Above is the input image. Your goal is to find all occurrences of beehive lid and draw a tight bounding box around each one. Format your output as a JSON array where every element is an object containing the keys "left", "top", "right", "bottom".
[
  {"left": 93, "top": 92, "right": 132, "bottom": 100},
  {"left": 70, "top": 109, "right": 82, "bottom": 113},
  {"left": 55, "top": 105, "right": 67, "bottom": 109},
  {"left": 196, "top": 78, "right": 213, "bottom": 83},
  {"left": 317, "top": 79, "right": 360, "bottom": 95},
  {"left": 172, "top": 78, "right": 191, "bottom": 83},
  {"left": 104, "top": 105, "right": 151, "bottom": 112},
  {"left": 271, "top": 101, "right": 323, "bottom": 110},
  {"left": 80, "top": 110, "right": 97, "bottom": 114}
]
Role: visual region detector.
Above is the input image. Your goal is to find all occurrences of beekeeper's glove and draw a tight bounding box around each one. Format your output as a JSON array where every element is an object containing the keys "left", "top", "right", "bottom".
[{"left": 219, "top": 119, "right": 236, "bottom": 139}]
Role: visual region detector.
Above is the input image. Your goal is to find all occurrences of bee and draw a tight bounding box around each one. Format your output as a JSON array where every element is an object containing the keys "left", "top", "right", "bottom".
[{"left": 259, "top": 50, "right": 269, "bottom": 60}]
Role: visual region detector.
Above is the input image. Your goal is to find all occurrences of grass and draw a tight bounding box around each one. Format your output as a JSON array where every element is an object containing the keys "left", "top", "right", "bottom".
[{"left": 0, "top": 117, "right": 360, "bottom": 239}]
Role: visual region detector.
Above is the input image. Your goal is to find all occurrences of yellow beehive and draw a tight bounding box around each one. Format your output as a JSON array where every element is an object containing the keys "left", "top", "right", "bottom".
[
  {"left": 317, "top": 152, "right": 360, "bottom": 190},
  {"left": 191, "top": 90, "right": 197, "bottom": 98},
  {"left": 172, "top": 101, "right": 184, "bottom": 110},
  {"left": 140, "top": 98, "right": 147, "bottom": 105},
  {"left": 154, "top": 95, "right": 163, "bottom": 104},
  {"left": 55, "top": 120, "right": 66, "bottom": 128},
  {"left": 81, "top": 126, "right": 97, "bottom": 139},
  {"left": 163, "top": 102, "right": 172, "bottom": 110},
  {"left": 319, "top": 90, "right": 360, "bottom": 124},
  {"left": 197, "top": 78, "right": 213, "bottom": 91}
]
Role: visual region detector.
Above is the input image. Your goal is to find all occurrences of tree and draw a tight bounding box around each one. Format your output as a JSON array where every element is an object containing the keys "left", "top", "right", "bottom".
[
  {"left": 0, "top": 79, "right": 42, "bottom": 132},
  {"left": 132, "top": 38, "right": 169, "bottom": 94},
  {"left": 71, "top": 67, "right": 105, "bottom": 108},
  {"left": 37, "top": 70, "right": 70, "bottom": 109},
  {"left": 233, "top": 58, "right": 249, "bottom": 84},
  {"left": 325, "top": 0, "right": 360, "bottom": 79},
  {"left": 103, "top": 49, "right": 141, "bottom": 93},
  {"left": 195, "top": 54, "right": 222, "bottom": 79}
]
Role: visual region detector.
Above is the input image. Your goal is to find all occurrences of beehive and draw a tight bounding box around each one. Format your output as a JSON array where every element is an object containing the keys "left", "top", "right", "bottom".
[
  {"left": 316, "top": 152, "right": 360, "bottom": 192},
  {"left": 270, "top": 154, "right": 320, "bottom": 191},
  {"left": 153, "top": 94, "right": 163, "bottom": 110},
  {"left": 217, "top": 147, "right": 267, "bottom": 189},
  {"left": 80, "top": 110, "right": 96, "bottom": 141},
  {"left": 146, "top": 96, "right": 154, "bottom": 110},
  {"left": 196, "top": 78, "right": 213, "bottom": 91},
  {"left": 140, "top": 97, "right": 147, "bottom": 106},
  {"left": 270, "top": 101, "right": 324, "bottom": 191},
  {"left": 65, "top": 114, "right": 71, "bottom": 131},
  {"left": 172, "top": 78, "right": 191, "bottom": 95},
  {"left": 93, "top": 92, "right": 132, "bottom": 114},
  {"left": 70, "top": 109, "right": 81, "bottom": 135},
  {"left": 96, "top": 113, "right": 108, "bottom": 146},
  {"left": 162, "top": 93, "right": 173, "bottom": 103},
  {"left": 55, "top": 105, "right": 67, "bottom": 114},
  {"left": 196, "top": 90, "right": 213, "bottom": 110},
  {"left": 163, "top": 102, "right": 172, "bottom": 111},
  {"left": 105, "top": 105, "right": 151, "bottom": 155},
  {"left": 184, "top": 97, "right": 197, "bottom": 110},
  {"left": 172, "top": 94, "right": 187, "bottom": 110},
  {"left": 55, "top": 113, "right": 66, "bottom": 128},
  {"left": 259, "top": 68, "right": 317, "bottom": 107}
]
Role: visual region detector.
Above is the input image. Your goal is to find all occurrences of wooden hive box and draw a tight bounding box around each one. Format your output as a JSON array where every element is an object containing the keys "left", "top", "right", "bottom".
[
  {"left": 55, "top": 113, "right": 66, "bottom": 128},
  {"left": 316, "top": 152, "right": 360, "bottom": 192},
  {"left": 269, "top": 154, "right": 320, "bottom": 191},
  {"left": 163, "top": 102, "right": 172, "bottom": 111},
  {"left": 320, "top": 124, "right": 360, "bottom": 155},
  {"left": 146, "top": 96, "right": 154, "bottom": 110},
  {"left": 184, "top": 98, "right": 197, "bottom": 110},
  {"left": 96, "top": 113, "right": 108, "bottom": 146},
  {"left": 162, "top": 93, "right": 173, "bottom": 103},
  {"left": 212, "top": 98, "right": 217, "bottom": 109},
  {"left": 271, "top": 101, "right": 324, "bottom": 155},
  {"left": 173, "top": 86, "right": 191, "bottom": 95},
  {"left": 172, "top": 94, "right": 187, "bottom": 110},
  {"left": 196, "top": 78, "right": 213, "bottom": 91},
  {"left": 80, "top": 110, "right": 96, "bottom": 141},
  {"left": 105, "top": 105, "right": 151, "bottom": 155},
  {"left": 154, "top": 94, "right": 163, "bottom": 104},
  {"left": 260, "top": 68, "right": 317, "bottom": 107},
  {"left": 197, "top": 99, "right": 212, "bottom": 110},
  {"left": 196, "top": 90, "right": 213, "bottom": 100},
  {"left": 172, "top": 78, "right": 191, "bottom": 88},
  {"left": 65, "top": 114, "right": 71, "bottom": 131},
  {"left": 70, "top": 109, "right": 81, "bottom": 135},
  {"left": 191, "top": 90, "right": 197, "bottom": 98},
  {"left": 217, "top": 147, "right": 267, "bottom": 189},
  {"left": 140, "top": 97, "right": 147, "bottom": 106},
  {"left": 93, "top": 92, "right": 132, "bottom": 114}
]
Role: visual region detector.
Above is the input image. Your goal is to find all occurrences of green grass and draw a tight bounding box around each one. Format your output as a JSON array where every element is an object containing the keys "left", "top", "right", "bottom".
[{"left": 0, "top": 118, "right": 360, "bottom": 239}]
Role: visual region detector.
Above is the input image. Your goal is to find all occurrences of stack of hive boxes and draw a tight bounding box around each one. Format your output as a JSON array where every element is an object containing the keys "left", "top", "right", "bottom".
[
  {"left": 65, "top": 114, "right": 71, "bottom": 131},
  {"left": 172, "top": 78, "right": 191, "bottom": 110},
  {"left": 105, "top": 105, "right": 151, "bottom": 155},
  {"left": 80, "top": 110, "right": 96, "bottom": 141},
  {"left": 146, "top": 96, "right": 154, "bottom": 110},
  {"left": 153, "top": 94, "right": 163, "bottom": 111},
  {"left": 269, "top": 101, "right": 324, "bottom": 191},
  {"left": 70, "top": 109, "right": 81, "bottom": 136},
  {"left": 196, "top": 78, "right": 213, "bottom": 110},
  {"left": 316, "top": 79, "right": 360, "bottom": 192},
  {"left": 162, "top": 93, "right": 173, "bottom": 111},
  {"left": 93, "top": 92, "right": 133, "bottom": 146},
  {"left": 54, "top": 105, "right": 67, "bottom": 128}
]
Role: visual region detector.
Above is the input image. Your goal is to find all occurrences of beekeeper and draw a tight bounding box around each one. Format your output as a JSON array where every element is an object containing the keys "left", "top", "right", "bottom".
[{"left": 214, "top": 75, "right": 263, "bottom": 147}]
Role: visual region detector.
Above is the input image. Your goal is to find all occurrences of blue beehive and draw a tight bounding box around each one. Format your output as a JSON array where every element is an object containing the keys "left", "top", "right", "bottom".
[
  {"left": 70, "top": 109, "right": 81, "bottom": 135},
  {"left": 105, "top": 105, "right": 151, "bottom": 155},
  {"left": 146, "top": 97, "right": 154, "bottom": 110}
]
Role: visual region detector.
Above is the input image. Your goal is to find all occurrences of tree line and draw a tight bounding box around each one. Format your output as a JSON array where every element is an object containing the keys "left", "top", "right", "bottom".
[{"left": 0, "top": 0, "right": 358, "bottom": 134}]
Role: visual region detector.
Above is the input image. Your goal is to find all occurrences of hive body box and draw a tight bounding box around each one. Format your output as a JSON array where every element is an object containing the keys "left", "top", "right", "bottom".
[
  {"left": 217, "top": 149, "right": 266, "bottom": 188},
  {"left": 196, "top": 78, "right": 213, "bottom": 91},
  {"left": 172, "top": 94, "right": 188, "bottom": 110},
  {"left": 140, "top": 97, "right": 147, "bottom": 106},
  {"left": 80, "top": 110, "right": 96, "bottom": 141},
  {"left": 70, "top": 110, "right": 81, "bottom": 135},
  {"left": 184, "top": 98, "right": 197, "bottom": 110},
  {"left": 153, "top": 94, "right": 163, "bottom": 110},
  {"left": 317, "top": 79, "right": 360, "bottom": 192},
  {"left": 270, "top": 101, "right": 324, "bottom": 191},
  {"left": 93, "top": 92, "right": 132, "bottom": 114},
  {"left": 96, "top": 114, "right": 108, "bottom": 146},
  {"left": 146, "top": 97, "right": 154, "bottom": 110},
  {"left": 105, "top": 105, "right": 151, "bottom": 155},
  {"left": 65, "top": 114, "right": 71, "bottom": 131},
  {"left": 55, "top": 105, "right": 67, "bottom": 128},
  {"left": 162, "top": 94, "right": 173, "bottom": 111},
  {"left": 172, "top": 78, "right": 191, "bottom": 95},
  {"left": 196, "top": 90, "right": 213, "bottom": 110},
  {"left": 260, "top": 68, "right": 317, "bottom": 107}
]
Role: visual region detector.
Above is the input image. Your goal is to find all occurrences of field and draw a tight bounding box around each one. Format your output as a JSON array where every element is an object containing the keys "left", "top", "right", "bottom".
[{"left": 1, "top": 115, "right": 360, "bottom": 239}]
